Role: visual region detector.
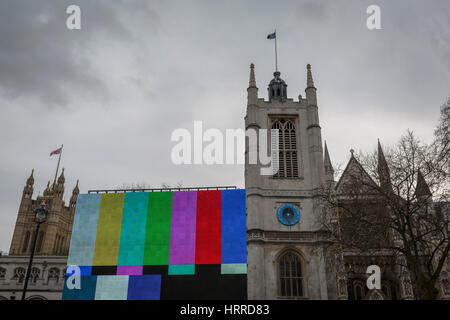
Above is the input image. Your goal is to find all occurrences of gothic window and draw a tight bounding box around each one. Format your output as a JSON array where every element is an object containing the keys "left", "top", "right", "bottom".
[
  {"left": 278, "top": 251, "right": 304, "bottom": 298},
  {"left": 0, "top": 267, "right": 6, "bottom": 280},
  {"left": 48, "top": 268, "right": 60, "bottom": 282},
  {"left": 272, "top": 119, "right": 299, "bottom": 178},
  {"left": 22, "top": 231, "right": 30, "bottom": 253},
  {"left": 12, "top": 267, "right": 25, "bottom": 283},
  {"left": 30, "top": 267, "right": 40, "bottom": 283},
  {"left": 381, "top": 281, "right": 397, "bottom": 300},
  {"left": 347, "top": 279, "right": 368, "bottom": 300}
]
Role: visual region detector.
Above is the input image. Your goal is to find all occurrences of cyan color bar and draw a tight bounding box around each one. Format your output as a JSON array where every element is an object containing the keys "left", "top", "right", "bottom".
[
  {"left": 221, "top": 263, "right": 247, "bottom": 274},
  {"left": 221, "top": 189, "right": 246, "bottom": 264},
  {"left": 62, "top": 275, "right": 97, "bottom": 300},
  {"left": 95, "top": 275, "right": 129, "bottom": 300},
  {"left": 168, "top": 264, "right": 195, "bottom": 275},
  {"left": 67, "top": 194, "right": 101, "bottom": 266},
  {"left": 118, "top": 192, "right": 149, "bottom": 266}
]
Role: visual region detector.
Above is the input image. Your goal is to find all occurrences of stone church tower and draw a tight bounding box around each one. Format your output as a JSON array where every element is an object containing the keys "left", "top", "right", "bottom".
[
  {"left": 245, "top": 64, "right": 337, "bottom": 299},
  {"left": 9, "top": 169, "right": 78, "bottom": 256}
]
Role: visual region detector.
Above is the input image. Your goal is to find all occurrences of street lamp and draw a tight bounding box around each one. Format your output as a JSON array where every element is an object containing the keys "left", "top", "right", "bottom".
[{"left": 21, "top": 201, "right": 48, "bottom": 300}]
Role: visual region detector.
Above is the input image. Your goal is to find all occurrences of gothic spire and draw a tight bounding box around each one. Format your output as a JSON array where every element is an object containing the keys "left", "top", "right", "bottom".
[
  {"left": 43, "top": 181, "right": 52, "bottom": 196},
  {"left": 377, "top": 139, "right": 391, "bottom": 191},
  {"left": 324, "top": 141, "right": 335, "bottom": 187},
  {"left": 23, "top": 168, "right": 34, "bottom": 198},
  {"left": 247, "top": 63, "right": 258, "bottom": 105},
  {"left": 72, "top": 179, "right": 79, "bottom": 195},
  {"left": 70, "top": 179, "right": 79, "bottom": 208},
  {"left": 249, "top": 63, "right": 257, "bottom": 88},
  {"left": 57, "top": 167, "right": 65, "bottom": 185},
  {"left": 324, "top": 141, "right": 334, "bottom": 176},
  {"left": 305, "top": 64, "right": 317, "bottom": 107},
  {"left": 306, "top": 64, "right": 315, "bottom": 89},
  {"left": 26, "top": 169, "right": 34, "bottom": 186}
]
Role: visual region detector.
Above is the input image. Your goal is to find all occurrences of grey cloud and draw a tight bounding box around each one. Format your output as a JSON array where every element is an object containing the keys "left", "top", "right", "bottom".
[
  {"left": 0, "top": 0, "right": 449, "bottom": 252},
  {"left": 0, "top": 0, "right": 159, "bottom": 107}
]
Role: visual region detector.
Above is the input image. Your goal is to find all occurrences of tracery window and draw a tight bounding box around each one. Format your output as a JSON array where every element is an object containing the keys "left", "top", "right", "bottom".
[
  {"left": 12, "top": 267, "right": 26, "bottom": 283},
  {"left": 271, "top": 119, "right": 298, "bottom": 178},
  {"left": 279, "top": 251, "right": 304, "bottom": 297},
  {"left": 382, "top": 281, "right": 398, "bottom": 300},
  {"left": 48, "top": 268, "right": 60, "bottom": 282},
  {"left": 347, "top": 279, "right": 368, "bottom": 300},
  {"left": 30, "top": 267, "right": 40, "bottom": 283}
]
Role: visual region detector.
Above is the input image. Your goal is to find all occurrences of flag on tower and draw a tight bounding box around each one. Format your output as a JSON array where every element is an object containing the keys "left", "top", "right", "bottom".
[
  {"left": 267, "top": 32, "right": 276, "bottom": 39},
  {"left": 50, "top": 147, "right": 62, "bottom": 156}
]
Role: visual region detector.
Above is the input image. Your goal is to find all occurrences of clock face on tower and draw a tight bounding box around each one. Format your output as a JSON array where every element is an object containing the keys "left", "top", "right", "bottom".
[{"left": 277, "top": 204, "right": 300, "bottom": 226}]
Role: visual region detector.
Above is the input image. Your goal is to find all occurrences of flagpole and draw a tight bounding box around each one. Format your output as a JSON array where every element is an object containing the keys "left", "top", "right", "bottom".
[
  {"left": 274, "top": 29, "right": 278, "bottom": 72},
  {"left": 54, "top": 144, "right": 63, "bottom": 183}
]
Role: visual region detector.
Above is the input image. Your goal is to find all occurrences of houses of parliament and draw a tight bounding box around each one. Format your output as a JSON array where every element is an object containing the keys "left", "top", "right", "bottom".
[{"left": 0, "top": 169, "right": 78, "bottom": 300}]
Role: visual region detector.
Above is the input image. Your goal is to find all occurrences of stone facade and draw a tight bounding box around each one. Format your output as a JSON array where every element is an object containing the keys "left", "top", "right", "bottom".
[
  {"left": 244, "top": 63, "right": 450, "bottom": 300},
  {"left": 8, "top": 169, "right": 78, "bottom": 256},
  {"left": 0, "top": 255, "right": 67, "bottom": 300},
  {"left": 0, "top": 169, "right": 78, "bottom": 300},
  {"left": 333, "top": 144, "right": 450, "bottom": 300},
  {"left": 245, "top": 64, "right": 337, "bottom": 299}
]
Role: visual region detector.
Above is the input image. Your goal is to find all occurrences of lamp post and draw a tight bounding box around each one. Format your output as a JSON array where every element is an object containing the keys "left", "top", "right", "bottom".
[{"left": 21, "top": 202, "right": 48, "bottom": 300}]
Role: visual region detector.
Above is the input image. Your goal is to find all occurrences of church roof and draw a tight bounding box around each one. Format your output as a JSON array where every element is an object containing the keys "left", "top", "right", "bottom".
[{"left": 335, "top": 150, "right": 379, "bottom": 195}]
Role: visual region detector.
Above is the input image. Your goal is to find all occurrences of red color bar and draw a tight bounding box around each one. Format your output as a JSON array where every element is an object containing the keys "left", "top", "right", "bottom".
[{"left": 195, "top": 190, "right": 221, "bottom": 264}]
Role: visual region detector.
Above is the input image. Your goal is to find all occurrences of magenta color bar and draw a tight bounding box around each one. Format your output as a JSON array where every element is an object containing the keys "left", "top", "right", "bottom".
[
  {"left": 169, "top": 191, "right": 197, "bottom": 265},
  {"left": 116, "top": 265, "right": 143, "bottom": 276}
]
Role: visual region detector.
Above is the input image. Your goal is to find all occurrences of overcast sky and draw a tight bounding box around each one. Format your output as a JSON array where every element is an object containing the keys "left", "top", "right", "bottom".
[{"left": 0, "top": 0, "right": 449, "bottom": 252}]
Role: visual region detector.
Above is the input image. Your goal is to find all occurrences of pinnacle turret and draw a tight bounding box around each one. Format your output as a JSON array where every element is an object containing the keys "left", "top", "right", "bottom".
[
  {"left": 268, "top": 71, "right": 287, "bottom": 102},
  {"left": 377, "top": 139, "right": 392, "bottom": 191},
  {"left": 57, "top": 168, "right": 65, "bottom": 185},
  {"left": 26, "top": 169, "right": 34, "bottom": 186},
  {"left": 324, "top": 142, "right": 334, "bottom": 175},
  {"left": 306, "top": 64, "right": 315, "bottom": 89},
  {"left": 249, "top": 63, "right": 257, "bottom": 88},
  {"left": 247, "top": 63, "right": 259, "bottom": 105}
]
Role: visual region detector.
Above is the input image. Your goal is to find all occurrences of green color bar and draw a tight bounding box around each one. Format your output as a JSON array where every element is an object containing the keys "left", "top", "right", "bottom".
[
  {"left": 144, "top": 192, "right": 173, "bottom": 265},
  {"left": 221, "top": 263, "right": 247, "bottom": 274},
  {"left": 168, "top": 264, "right": 195, "bottom": 275},
  {"left": 93, "top": 193, "right": 125, "bottom": 266}
]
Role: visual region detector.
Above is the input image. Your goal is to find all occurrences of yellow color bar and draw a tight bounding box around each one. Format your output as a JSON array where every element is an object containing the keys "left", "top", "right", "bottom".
[{"left": 93, "top": 193, "right": 125, "bottom": 266}]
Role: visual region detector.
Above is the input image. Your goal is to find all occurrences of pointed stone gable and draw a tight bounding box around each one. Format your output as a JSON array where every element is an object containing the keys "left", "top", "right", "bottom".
[{"left": 335, "top": 153, "right": 379, "bottom": 195}]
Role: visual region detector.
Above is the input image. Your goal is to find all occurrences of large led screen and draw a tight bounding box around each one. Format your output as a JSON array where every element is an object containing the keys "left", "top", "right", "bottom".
[{"left": 62, "top": 189, "right": 247, "bottom": 300}]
